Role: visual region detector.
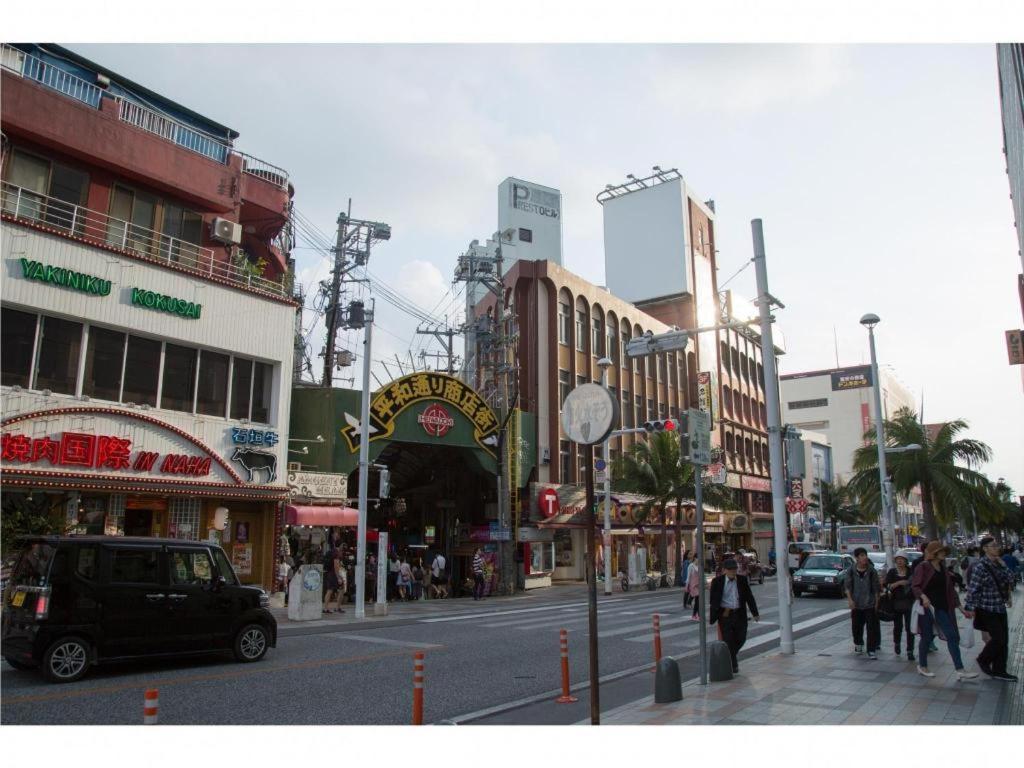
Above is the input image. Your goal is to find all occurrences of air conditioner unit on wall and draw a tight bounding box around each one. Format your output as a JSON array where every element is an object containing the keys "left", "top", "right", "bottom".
[{"left": 211, "top": 217, "right": 242, "bottom": 245}]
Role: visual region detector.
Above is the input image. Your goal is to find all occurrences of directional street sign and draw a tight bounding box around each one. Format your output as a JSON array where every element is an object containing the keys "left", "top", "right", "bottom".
[{"left": 686, "top": 408, "right": 711, "bottom": 466}]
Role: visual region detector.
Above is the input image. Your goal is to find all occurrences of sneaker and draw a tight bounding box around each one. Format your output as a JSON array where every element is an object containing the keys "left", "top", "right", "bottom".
[
  {"left": 917, "top": 666, "right": 935, "bottom": 678},
  {"left": 691, "top": 615, "right": 700, "bottom": 621},
  {"left": 957, "top": 670, "right": 979, "bottom": 681},
  {"left": 992, "top": 672, "right": 1019, "bottom": 682},
  {"left": 894, "top": 645, "right": 901, "bottom": 657},
  {"left": 854, "top": 645, "right": 864, "bottom": 655},
  {"left": 978, "top": 660, "right": 994, "bottom": 677},
  {"left": 867, "top": 651, "right": 878, "bottom": 660}
]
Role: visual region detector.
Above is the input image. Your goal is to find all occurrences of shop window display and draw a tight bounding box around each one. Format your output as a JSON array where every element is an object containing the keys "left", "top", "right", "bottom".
[
  {"left": 531, "top": 542, "right": 555, "bottom": 574},
  {"left": 554, "top": 529, "right": 575, "bottom": 567}
]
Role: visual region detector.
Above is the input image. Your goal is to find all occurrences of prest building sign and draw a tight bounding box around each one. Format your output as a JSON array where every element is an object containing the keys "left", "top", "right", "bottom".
[{"left": 511, "top": 183, "right": 560, "bottom": 219}]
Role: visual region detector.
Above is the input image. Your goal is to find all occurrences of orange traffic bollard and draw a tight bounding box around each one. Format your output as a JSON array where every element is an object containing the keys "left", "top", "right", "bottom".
[
  {"left": 412, "top": 652, "right": 425, "bottom": 725},
  {"left": 143, "top": 688, "right": 158, "bottom": 725},
  {"left": 555, "top": 628, "right": 578, "bottom": 703},
  {"left": 653, "top": 614, "right": 663, "bottom": 663}
]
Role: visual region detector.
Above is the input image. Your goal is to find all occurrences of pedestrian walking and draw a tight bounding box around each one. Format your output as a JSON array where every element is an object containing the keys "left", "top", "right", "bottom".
[
  {"left": 397, "top": 557, "right": 413, "bottom": 601},
  {"left": 388, "top": 553, "right": 400, "bottom": 601},
  {"left": 411, "top": 560, "right": 424, "bottom": 600},
  {"left": 322, "top": 550, "right": 341, "bottom": 614},
  {"left": 472, "top": 548, "right": 486, "bottom": 600},
  {"left": 681, "top": 552, "right": 694, "bottom": 607},
  {"left": 278, "top": 555, "right": 293, "bottom": 606},
  {"left": 1001, "top": 547, "right": 1020, "bottom": 591},
  {"left": 911, "top": 540, "right": 978, "bottom": 680},
  {"left": 845, "top": 547, "right": 882, "bottom": 658},
  {"left": 709, "top": 558, "right": 760, "bottom": 674},
  {"left": 431, "top": 552, "right": 449, "bottom": 599},
  {"left": 964, "top": 536, "right": 1017, "bottom": 681},
  {"left": 884, "top": 554, "right": 915, "bottom": 661},
  {"left": 687, "top": 554, "right": 701, "bottom": 619}
]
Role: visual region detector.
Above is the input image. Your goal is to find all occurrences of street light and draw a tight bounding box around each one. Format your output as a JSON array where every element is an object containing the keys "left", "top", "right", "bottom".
[
  {"left": 597, "top": 356, "right": 614, "bottom": 596},
  {"left": 882, "top": 444, "right": 920, "bottom": 546},
  {"left": 860, "top": 313, "right": 895, "bottom": 569}
]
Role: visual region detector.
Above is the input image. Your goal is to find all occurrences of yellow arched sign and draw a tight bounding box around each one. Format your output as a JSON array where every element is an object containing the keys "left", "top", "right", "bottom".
[{"left": 339, "top": 372, "right": 499, "bottom": 455}]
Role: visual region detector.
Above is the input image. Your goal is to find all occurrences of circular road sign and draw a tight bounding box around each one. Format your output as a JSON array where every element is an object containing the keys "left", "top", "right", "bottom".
[
  {"left": 594, "top": 459, "right": 607, "bottom": 471},
  {"left": 538, "top": 488, "right": 560, "bottom": 519},
  {"left": 561, "top": 383, "right": 619, "bottom": 445}
]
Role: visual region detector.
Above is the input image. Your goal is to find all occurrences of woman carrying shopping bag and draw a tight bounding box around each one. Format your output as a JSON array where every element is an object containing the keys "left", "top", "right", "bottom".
[{"left": 910, "top": 541, "right": 977, "bottom": 681}]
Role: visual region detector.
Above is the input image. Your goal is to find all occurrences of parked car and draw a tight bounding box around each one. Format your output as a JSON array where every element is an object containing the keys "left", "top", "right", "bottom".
[
  {"left": 787, "top": 541, "right": 824, "bottom": 571},
  {"left": 792, "top": 553, "right": 855, "bottom": 598},
  {"left": 2, "top": 536, "right": 276, "bottom": 683}
]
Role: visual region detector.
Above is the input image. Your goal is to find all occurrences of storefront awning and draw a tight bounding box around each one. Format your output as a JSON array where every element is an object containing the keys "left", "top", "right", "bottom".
[{"left": 285, "top": 505, "right": 359, "bottom": 526}]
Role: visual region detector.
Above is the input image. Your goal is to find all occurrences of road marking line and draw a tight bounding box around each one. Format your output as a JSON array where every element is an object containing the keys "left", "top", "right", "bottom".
[
  {"left": 322, "top": 633, "right": 443, "bottom": 649},
  {"left": 418, "top": 598, "right": 629, "bottom": 623}
]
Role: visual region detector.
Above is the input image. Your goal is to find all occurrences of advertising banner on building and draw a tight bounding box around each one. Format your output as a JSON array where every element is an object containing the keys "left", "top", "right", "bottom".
[
  {"left": 830, "top": 365, "right": 873, "bottom": 391},
  {"left": 1006, "top": 329, "right": 1024, "bottom": 365}
]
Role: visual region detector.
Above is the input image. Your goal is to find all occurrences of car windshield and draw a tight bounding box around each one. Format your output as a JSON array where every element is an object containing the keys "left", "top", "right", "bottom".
[
  {"left": 868, "top": 553, "right": 886, "bottom": 564},
  {"left": 10, "top": 542, "right": 56, "bottom": 588},
  {"left": 803, "top": 556, "right": 843, "bottom": 570}
]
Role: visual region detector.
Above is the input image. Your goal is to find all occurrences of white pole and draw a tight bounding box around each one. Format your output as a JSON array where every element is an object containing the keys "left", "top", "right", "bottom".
[
  {"left": 866, "top": 325, "right": 894, "bottom": 569},
  {"left": 752, "top": 219, "right": 794, "bottom": 655},
  {"left": 599, "top": 359, "right": 613, "bottom": 595},
  {"left": 354, "top": 300, "right": 375, "bottom": 620},
  {"left": 695, "top": 466, "right": 707, "bottom": 683}
]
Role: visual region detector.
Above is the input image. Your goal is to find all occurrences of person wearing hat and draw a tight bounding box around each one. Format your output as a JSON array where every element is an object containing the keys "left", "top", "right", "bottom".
[
  {"left": 709, "top": 558, "right": 760, "bottom": 674},
  {"left": 884, "top": 553, "right": 915, "bottom": 661},
  {"left": 911, "top": 540, "right": 978, "bottom": 680}
]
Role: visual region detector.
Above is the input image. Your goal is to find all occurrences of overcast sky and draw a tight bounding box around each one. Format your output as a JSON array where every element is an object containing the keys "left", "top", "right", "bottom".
[{"left": 67, "top": 42, "right": 1023, "bottom": 494}]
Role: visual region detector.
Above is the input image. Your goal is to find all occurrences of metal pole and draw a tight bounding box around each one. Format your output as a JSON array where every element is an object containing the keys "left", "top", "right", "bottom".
[
  {"left": 584, "top": 443, "right": 600, "bottom": 724},
  {"left": 695, "top": 466, "right": 707, "bottom": 684},
  {"left": 752, "top": 219, "right": 794, "bottom": 655},
  {"left": 354, "top": 299, "right": 374, "bottom": 620},
  {"left": 600, "top": 362, "right": 613, "bottom": 596},
  {"left": 322, "top": 202, "right": 350, "bottom": 387},
  {"left": 866, "top": 327, "right": 894, "bottom": 569}
]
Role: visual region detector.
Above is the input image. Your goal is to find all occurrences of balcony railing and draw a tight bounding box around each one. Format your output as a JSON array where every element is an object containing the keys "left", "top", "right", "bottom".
[
  {"left": 1, "top": 44, "right": 102, "bottom": 109},
  {"left": 115, "top": 98, "right": 231, "bottom": 164},
  {"left": 1, "top": 181, "right": 288, "bottom": 297},
  {"left": 235, "top": 151, "right": 290, "bottom": 190}
]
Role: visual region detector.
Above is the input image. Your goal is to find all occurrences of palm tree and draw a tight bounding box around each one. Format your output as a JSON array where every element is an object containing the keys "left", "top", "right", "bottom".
[
  {"left": 611, "top": 430, "right": 737, "bottom": 584},
  {"left": 808, "top": 478, "right": 864, "bottom": 550},
  {"left": 988, "top": 479, "right": 1023, "bottom": 545},
  {"left": 849, "top": 407, "right": 997, "bottom": 541}
]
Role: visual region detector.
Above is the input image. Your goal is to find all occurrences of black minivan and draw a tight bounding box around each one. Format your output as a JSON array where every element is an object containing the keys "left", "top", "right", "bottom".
[{"left": 1, "top": 536, "right": 277, "bottom": 683}]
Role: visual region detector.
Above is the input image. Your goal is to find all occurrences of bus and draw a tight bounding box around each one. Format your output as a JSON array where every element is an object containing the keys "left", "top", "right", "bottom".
[{"left": 836, "top": 525, "right": 883, "bottom": 555}]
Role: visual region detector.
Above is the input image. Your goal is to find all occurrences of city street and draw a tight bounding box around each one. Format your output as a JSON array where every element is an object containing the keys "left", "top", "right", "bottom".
[{"left": 0, "top": 579, "right": 849, "bottom": 725}]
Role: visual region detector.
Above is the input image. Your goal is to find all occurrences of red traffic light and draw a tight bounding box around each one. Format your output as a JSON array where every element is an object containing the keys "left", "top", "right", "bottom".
[{"left": 663, "top": 419, "right": 676, "bottom": 431}]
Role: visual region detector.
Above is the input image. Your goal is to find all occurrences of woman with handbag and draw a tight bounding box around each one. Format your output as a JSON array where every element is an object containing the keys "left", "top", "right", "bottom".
[
  {"left": 884, "top": 553, "right": 915, "bottom": 661},
  {"left": 910, "top": 541, "right": 978, "bottom": 680}
]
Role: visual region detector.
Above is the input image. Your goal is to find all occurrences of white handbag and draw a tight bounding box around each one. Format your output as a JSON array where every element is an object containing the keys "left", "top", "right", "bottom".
[
  {"left": 910, "top": 602, "right": 927, "bottom": 634},
  {"left": 959, "top": 617, "right": 976, "bottom": 648}
]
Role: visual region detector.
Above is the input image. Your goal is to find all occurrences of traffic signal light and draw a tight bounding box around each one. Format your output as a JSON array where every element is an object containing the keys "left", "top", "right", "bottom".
[{"left": 643, "top": 419, "right": 676, "bottom": 433}]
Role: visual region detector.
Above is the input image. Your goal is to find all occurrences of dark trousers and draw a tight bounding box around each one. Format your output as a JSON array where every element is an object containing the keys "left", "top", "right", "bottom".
[
  {"left": 720, "top": 611, "right": 748, "bottom": 671},
  {"left": 684, "top": 592, "right": 692, "bottom": 608},
  {"left": 473, "top": 572, "right": 485, "bottom": 600},
  {"left": 851, "top": 607, "right": 881, "bottom": 651},
  {"left": 691, "top": 596, "right": 699, "bottom": 617},
  {"left": 976, "top": 609, "right": 1009, "bottom": 675},
  {"left": 892, "top": 607, "right": 914, "bottom": 656},
  {"left": 387, "top": 571, "right": 398, "bottom": 600}
]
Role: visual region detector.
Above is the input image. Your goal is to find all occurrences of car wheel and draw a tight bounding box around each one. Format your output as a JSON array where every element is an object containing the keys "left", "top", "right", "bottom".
[
  {"left": 4, "top": 657, "right": 37, "bottom": 671},
  {"left": 233, "top": 623, "right": 270, "bottom": 663},
  {"left": 41, "top": 637, "right": 91, "bottom": 683}
]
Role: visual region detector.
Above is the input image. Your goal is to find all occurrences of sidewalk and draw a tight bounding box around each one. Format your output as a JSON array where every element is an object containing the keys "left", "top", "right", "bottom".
[{"left": 599, "top": 599, "right": 1024, "bottom": 725}]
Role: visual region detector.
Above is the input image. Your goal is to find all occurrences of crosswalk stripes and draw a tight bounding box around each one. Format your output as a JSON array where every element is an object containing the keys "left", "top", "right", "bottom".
[{"left": 504, "top": 599, "right": 686, "bottom": 633}]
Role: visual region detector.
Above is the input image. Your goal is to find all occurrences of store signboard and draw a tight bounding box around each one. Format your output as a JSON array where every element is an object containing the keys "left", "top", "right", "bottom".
[
  {"left": 830, "top": 365, "right": 872, "bottom": 391},
  {"left": 741, "top": 475, "right": 772, "bottom": 492},
  {"left": 1006, "top": 329, "right": 1024, "bottom": 365},
  {"left": 286, "top": 470, "right": 348, "bottom": 499},
  {"left": 517, "top": 527, "right": 555, "bottom": 543}
]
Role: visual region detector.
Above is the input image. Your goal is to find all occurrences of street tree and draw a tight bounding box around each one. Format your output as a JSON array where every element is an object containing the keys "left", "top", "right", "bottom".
[
  {"left": 808, "top": 478, "right": 865, "bottom": 549},
  {"left": 611, "top": 430, "right": 737, "bottom": 584},
  {"left": 849, "top": 407, "right": 997, "bottom": 542}
]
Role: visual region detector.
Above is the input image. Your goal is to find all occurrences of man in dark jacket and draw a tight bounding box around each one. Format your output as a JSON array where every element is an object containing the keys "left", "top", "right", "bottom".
[
  {"left": 709, "top": 558, "right": 760, "bottom": 674},
  {"left": 845, "top": 547, "right": 882, "bottom": 658}
]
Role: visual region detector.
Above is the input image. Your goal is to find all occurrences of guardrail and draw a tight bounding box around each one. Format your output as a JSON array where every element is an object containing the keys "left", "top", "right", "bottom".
[
  {"left": 116, "top": 98, "right": 231, "bottom": 164},
  {"left": 1, "top": 181, "right": 287, "bottom": 297},
  {"left": 235, "top": 151, "right": 290, "bottom": 189},
  {"left": 1, "top": 44, "right": 102, "bottom": 108}
]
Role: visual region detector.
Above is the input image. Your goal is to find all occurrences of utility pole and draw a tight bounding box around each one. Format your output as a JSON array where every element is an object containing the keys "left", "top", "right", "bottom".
[
  {"left": 752, "top": 218, "right": 794, "bottom": 655},
  {"left": 322, "top": 201, "right": 351, "bottom": 387},
  {"left": 415, "top": 325, "right": 460, "bottom": 374}
]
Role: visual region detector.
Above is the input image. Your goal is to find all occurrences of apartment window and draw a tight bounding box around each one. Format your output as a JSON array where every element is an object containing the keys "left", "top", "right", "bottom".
[
  {"left": 518, "top": 227, "right": 533, "bottom": 243},
  {"left": 757, "top": 363, "right": 764, "bottom": 390},
  {"left": 577, "top": 451, "right": 587, "bottom": 482},
  {"left": 252, "top": 361, "right": 274, "bottom": 423},
  {"left": 558, "top": 370, "right": 570, "bottom": 408},
  {"left": 161, "top": 343, "right": 198, "bottom": 413},
  {"left": 34, "top": 316, "right": 82, "bottom": 394},
  {"left": 196, "top": 350, "right": 230, "bottom": 417},
  {"left": 788, "top": 398, "right": 828, "bottom": 410},
  {"left": 107, "top": 184, "right": 158, "bottom": 255},
  {"left": 557, "top": 302, "right": 570, "bottom": 345},
  {"left": 607, "top": 322, "right": 617, "bottom": 364},
  {"left": 559, "top": 440, "right": 571, "bottom": 483},
  {"left": 83, "top": 326, "right": 126, "bottom": 401},
  {"left": 658, "top": 355, "right": 666, "bottom": 382},
  {"left": 3, "top": 149, "right": 89, "bottom": 233},
  {"left": 230, "top": 358, "right": 254, "bottom": 420},
  {"left": 647, "top": 398, "right": 655, "bottom": 421},
  {"left": 160, "top": 203, "right": 203, "bottom": 262},
  {"left": 122, "top": 336, "right": 161, "bottom": 407},
  {"left": 658, "top": 402, "right": 667, "bottom": 420},
  {"left": 1, "top": 307, "right": 37, "bottom": 387},
  {"left": 721, "top": 341, "right": 730, "bottom": 373},
  {"left": 620, "top": 331, "right": 630, "bottom": 366},
  {"left": 575, "top": 310, "right": 586, "bottom": 352},
  {"left": 576, "top": 374, "right": 586, "bottom": 393}
]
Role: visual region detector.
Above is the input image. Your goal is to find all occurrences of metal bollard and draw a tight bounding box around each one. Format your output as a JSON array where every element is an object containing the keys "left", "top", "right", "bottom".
[
  {"left": 555, "top": 628, "right": 578, "bottom": 703},
  {"left": 143, "top": 688, "right": 159, "bottom": 725},
  {"left": 412, "top": 652, "right": 425, "bottom": 725}
]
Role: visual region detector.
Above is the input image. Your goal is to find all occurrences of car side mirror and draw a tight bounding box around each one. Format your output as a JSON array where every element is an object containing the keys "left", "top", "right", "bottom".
[{"left": 213, "top": 576, "right": 227, "bottom": 591}]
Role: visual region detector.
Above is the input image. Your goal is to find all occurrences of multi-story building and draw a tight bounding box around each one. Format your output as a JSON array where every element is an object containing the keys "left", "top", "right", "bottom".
[
  {"left": 779, "top": 364, "right": 923, "bottom": 539},
  {"left": 1, "top": 44, "right": 297, "bottom": 588},
  {"left": 997, "top": 43, "right": 1024, "bottom": 276}
]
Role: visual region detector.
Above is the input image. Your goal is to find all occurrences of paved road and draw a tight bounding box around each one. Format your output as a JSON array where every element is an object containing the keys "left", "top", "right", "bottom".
[{"left": 1, "top": 580, "right": 847, "bottom": 725}]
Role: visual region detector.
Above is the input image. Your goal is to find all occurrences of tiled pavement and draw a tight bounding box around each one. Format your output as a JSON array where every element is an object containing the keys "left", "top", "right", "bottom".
[{"left": 599, "top": 599, "right": 1023, "bottom": 726}]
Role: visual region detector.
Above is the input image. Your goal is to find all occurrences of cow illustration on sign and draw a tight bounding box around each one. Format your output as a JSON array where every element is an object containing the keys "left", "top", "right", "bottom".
[{"left": 231, "top": 447, "right": 277, "bottom": 483}]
